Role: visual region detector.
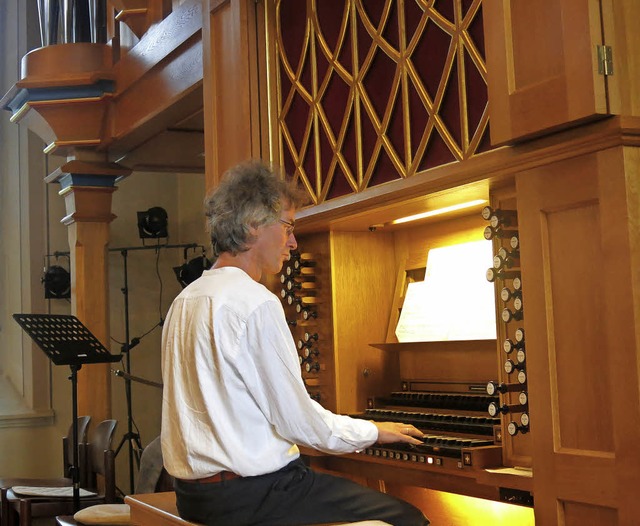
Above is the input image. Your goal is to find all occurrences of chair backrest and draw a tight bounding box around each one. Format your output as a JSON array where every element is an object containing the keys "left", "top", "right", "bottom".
[
  {"left": 134, "top": 436, "right": 174, "bottom": 494},
  {"left": 62, "top": 415, "right": 91, "bottom": 479},
  {"left": 83, "top": 419, "right": 118, "bottom": 502}
]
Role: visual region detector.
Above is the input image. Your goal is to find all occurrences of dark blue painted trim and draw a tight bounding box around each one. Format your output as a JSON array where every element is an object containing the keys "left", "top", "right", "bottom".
[
  {"left": 4, "top": 79, "right": 115, "bottom": 113},
  {"left": 57, "top": 173, "right": 118, "bottom": 189}
]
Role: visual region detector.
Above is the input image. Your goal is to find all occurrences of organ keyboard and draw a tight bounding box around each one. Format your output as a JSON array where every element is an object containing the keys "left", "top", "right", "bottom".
[
  {"left": 302, "top": 379, "right": 517, "bottom": 505},
  {"left": 347, "top": 383, "right": 503, "bottom": 473}
]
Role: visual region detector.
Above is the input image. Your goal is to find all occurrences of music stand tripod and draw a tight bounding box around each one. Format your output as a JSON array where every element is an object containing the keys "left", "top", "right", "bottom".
[{"left": 12, "top": 313, "right": 121, "bottom": 512}]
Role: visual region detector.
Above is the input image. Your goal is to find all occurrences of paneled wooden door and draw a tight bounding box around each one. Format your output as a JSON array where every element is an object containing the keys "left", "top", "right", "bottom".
[
  {"left": 516, "top": 147, "right": 640, "bottom": 525},
  {"left": 483, "top": 0, "right": 610, "bottom": 145}
]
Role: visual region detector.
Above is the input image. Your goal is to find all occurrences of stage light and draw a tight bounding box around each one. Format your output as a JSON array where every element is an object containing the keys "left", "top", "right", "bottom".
[
  {"left": 42, "top": 265, "right": 71, "bottom": 299},
  {"left": 173, "top": 255, "right": 211, "bottom": 288},
  {"left": 137, "top": 206, "right": 168, "bottom": 239}
]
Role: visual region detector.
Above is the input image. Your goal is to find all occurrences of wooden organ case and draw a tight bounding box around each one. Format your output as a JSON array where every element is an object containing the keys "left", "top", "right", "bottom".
[{"left": 210, "top": 0, "right": 640, "bottom": 524}]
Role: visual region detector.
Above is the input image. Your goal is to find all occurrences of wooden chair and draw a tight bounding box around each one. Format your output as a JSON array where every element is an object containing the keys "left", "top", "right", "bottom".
[
  {"left": 0, "top": 416, "right": 91, "bottom": 526},
  {"left": 2, "top": 419, "right": 118, "bottom": 526},
  {"left": 56, "top": 435, "right": 174, "bottom": 526},
  {"left": 62, "top": 416, "right": 93, "bottom": 487}
]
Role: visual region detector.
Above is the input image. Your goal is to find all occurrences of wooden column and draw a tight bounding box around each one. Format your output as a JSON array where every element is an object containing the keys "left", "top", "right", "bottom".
[
  {"left": 46, "top": 159, "right": 131, "bottom": 422},
  {"left": 203, "top": 0, "right": 262, "bottom": 191}
]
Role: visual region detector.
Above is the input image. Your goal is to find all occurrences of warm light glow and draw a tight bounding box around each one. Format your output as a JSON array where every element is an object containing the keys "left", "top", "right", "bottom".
[
  {"left": 391, "top": 199, "right": 488, "bottom": 224},
  {"left": 435, "top": 491, "right": 535, "bottom": 525}
]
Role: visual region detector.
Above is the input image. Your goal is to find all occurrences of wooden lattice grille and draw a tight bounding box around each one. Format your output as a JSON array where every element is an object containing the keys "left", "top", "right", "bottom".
[{"left": 274, "top": 0, "right": 491, "bottom": 204}]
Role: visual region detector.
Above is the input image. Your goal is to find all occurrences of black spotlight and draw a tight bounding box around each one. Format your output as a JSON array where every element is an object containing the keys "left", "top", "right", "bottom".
[
  {"left": 42, "top": 265, "right": 71, "bottom": 299},
  {"left": 137, "top": 206, "right": 168, "bottom": 239},
  {"left": 173, "top": 255, "right": 212, "bottom": 288}
]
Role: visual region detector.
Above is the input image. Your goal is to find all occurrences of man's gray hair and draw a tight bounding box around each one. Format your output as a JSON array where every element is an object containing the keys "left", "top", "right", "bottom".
[{"left": 205, "top": 160, "right": 307, "bottom": 257}]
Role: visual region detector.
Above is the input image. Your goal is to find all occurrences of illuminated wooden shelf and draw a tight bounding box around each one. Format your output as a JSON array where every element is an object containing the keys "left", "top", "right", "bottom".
[
  {"left": 371, "top": 340, "right": 497, "bottom": 353},
  {"left": 476, "top": 467, "right": 534, "bottom": 493}
]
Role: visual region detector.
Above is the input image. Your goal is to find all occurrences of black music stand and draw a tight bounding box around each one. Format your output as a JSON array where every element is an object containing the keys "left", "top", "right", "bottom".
[{"left": 12, "top": 314, "right": 121, "bottom": 512}]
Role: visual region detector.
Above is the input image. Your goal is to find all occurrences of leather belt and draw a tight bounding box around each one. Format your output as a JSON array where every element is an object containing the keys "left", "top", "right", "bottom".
[{"left": 180, "top": 471, "right": 241, "bottom": 484}]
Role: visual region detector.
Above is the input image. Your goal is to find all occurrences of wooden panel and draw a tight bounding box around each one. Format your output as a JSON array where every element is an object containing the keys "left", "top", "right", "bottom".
[
  {"left": 397, "top": 343, "right": 495, "bottom": 385},
  {"left": 562, "top": 501, "right": 617, "bottom": 526},
  {"left": 127, "top": 492, "right": 198, "bottom": 526},
  {"left": 516, "top": 146, "right": 640, "bottom": 524},
  {"left": 204, "top": 0, "right": 261, "bottom": 191},
  {"left": 111, "top": 0, "right": 203, "bottom": 151},
  {"left": 601, "top": 0, "right": 640, "bottom": 117},
  {"left": 599, "top": 146, "right": 640, "bottom": 526},
  {"left": 545, "top": 203, "right": 614, "bottom": 451},
  {"left": 393, "top": 214, "right": 488, "bottom": 271},
  {"left": 113, "top": 39, "right": 203, "bottom": 142},
  {"left": 312, "top": 455, "right": 497, "bottom": 500},
  {"left": 329, "top": 231, "right": 398, "bottom": 413},
  {"left": 69, "top": 213, "right": 114, "bottom": 423},
  {"left": 483, "top": 0, "right": 608, "bottom": 145}
]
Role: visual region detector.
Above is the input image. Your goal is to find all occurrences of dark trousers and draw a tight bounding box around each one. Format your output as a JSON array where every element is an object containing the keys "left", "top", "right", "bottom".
[{"left": 174, "top": 458, "right": 429, "bottom": 526}]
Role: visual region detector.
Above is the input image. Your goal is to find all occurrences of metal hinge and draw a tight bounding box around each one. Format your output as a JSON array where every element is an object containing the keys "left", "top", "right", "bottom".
[{"left": 597, "top": 45, "right": 613, "bottom": 76}]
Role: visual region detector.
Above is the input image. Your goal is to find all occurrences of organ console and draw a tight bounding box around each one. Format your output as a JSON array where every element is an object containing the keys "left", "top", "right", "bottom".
[{"left": 272, "top": 201, "right": 534, "bottom": 514}]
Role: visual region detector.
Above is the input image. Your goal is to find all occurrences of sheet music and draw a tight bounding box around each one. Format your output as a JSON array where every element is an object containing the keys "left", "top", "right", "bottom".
[{"left": 395, "top": 240, "right": 497, "bottom": 342}]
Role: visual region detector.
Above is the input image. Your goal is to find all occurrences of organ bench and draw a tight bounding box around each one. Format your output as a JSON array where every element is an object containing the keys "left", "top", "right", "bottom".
[{"left": 123, "top": 491, "right": 390, "bottom": 526}]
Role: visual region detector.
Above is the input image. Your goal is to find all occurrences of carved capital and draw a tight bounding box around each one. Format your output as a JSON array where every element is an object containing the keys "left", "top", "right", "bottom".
[
  {"left": 46, "top": 159, "right": 131, "bottom": 225},
  {"left": 0, "top": 43, "right": 114, "bottom": 155}
]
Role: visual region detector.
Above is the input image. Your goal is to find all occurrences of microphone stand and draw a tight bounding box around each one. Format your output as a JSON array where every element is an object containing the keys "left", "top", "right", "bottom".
[
  {"left": 113, "top": 248, "right": 144, "bottom": 494},
  {"left": 108, "top": 242, "right": 202, "bottom": 494}
]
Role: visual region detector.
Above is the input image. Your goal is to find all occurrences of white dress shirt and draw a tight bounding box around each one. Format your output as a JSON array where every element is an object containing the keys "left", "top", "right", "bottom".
[{"left": 161, "top": 266, "right": 378, "bottom": 479}]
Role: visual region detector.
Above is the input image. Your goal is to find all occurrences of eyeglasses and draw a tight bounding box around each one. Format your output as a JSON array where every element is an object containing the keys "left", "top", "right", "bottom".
[{"left": 279, "top": 218, "right": 295, "bottom": 236}]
